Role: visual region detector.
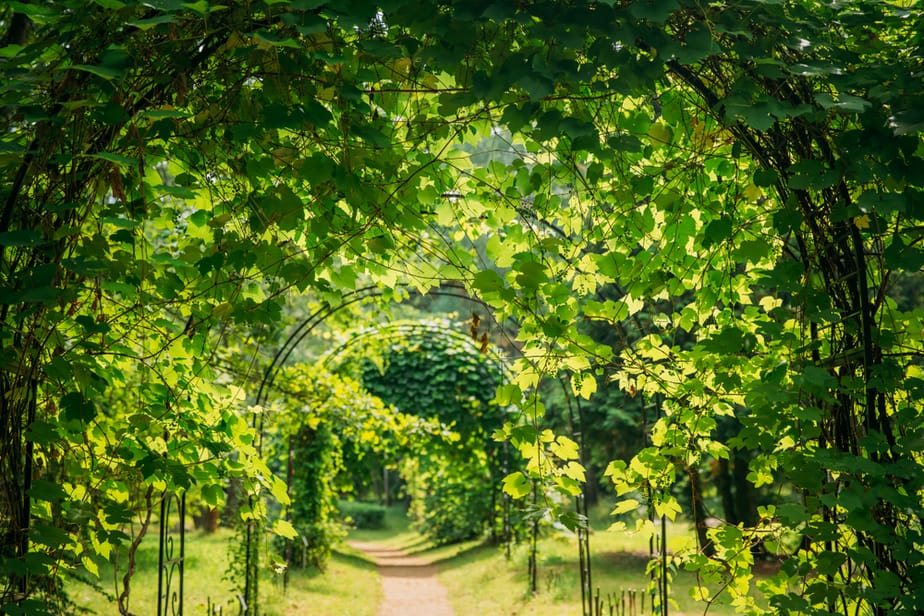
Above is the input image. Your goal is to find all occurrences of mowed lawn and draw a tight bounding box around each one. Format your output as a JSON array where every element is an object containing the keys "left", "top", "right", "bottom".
[
  {"left": 68, "top": 525, "right": 381, "bottom": 616},
  {"left": 70, "top": 502, "right": 763, "bottom": 615}
]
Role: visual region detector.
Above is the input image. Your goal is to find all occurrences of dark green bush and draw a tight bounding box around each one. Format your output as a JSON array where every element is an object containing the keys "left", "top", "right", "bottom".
[
  {"left": 403, "top": 454, "right": 494, "bottom": 545},
  {"left": 339, "top": 500, "right": 387, "bottom": 529}
]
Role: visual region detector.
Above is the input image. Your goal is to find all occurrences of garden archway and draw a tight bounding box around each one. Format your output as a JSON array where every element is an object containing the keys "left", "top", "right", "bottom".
[
  {"left": 319, "top": 319, "right": 513, "bottom": 543},
  {"left": 244, "top": 284, "right": 511, "bottom": 611}
]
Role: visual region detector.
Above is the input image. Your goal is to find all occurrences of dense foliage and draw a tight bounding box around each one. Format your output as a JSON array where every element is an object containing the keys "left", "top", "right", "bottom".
[
  {"left": 1, "top": 1, "right": 923, "bottom": 614},
  {"left": 264, "top": 363, "right": 422, "bottom": 570},
  {"left": 337, "top": 500, "right": 386, "bottom": 530},
  {"left": 329, "top": 321, "right": 508, "bottom": 544}
]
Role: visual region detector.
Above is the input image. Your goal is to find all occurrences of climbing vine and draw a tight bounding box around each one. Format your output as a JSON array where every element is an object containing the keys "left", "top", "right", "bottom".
[
  {"left": 2, "top": 1, "right": 923, "bottom": 614},
  {"left": 326, "top": 320, "right": 510, "bottom": 544}
]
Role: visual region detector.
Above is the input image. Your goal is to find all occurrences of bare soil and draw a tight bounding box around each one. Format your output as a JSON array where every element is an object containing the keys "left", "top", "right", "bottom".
[{"left": 349, "top": 540, "right": 454, "bottom": 616}]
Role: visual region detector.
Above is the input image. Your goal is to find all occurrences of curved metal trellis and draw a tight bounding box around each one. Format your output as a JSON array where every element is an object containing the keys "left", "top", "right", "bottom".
[
  {"left": 254, "top": 282, "right": 499, "bottom": 409},
  {"left": 318, "top": 319, "right": 512, "bottom": 372},
  {"left": 157, "top": 490, "right": 186, "bottom": 616},
  {"left": 559, "top": 377, "right": 593, "bottom": 616}
]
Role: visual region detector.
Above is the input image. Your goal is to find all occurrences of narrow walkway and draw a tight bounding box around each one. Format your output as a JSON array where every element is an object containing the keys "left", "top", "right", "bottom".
[{"left": 349, "top": 541, "right": 454, "bottom": 616}]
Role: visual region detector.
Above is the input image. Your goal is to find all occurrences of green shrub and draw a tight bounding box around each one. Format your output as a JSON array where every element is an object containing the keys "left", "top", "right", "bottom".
[
  {"left": 286, "top": 424, "right": 344, "bottom": 570},
  {"left": 403, "top": 455, "right": 494, "bottom": 545},
  {"left": 339, "top": 501, "right": 387, "bottom": 529}
]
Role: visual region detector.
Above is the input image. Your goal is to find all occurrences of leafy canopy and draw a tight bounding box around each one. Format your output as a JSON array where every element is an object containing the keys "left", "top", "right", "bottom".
[{"left": 1, "top": 1, "right": 923, "bottom": 614}]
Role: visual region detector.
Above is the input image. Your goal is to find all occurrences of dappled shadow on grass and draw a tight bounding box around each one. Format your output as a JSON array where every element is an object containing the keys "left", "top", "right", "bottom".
[
  {"left": 331, "top": 548, "right": 381, "bottom": 571},
  {"left": 596, "top": 550, "right": 655, "bottom": 570},
  {"left": 388, "top": 534, "right": 432, "bottom": 553},
  {"left": 425, "top": 540, "right": 503, "bottom": 569},
  {"left": 283, "top": 551, "right": 380, "bottom": 599}
]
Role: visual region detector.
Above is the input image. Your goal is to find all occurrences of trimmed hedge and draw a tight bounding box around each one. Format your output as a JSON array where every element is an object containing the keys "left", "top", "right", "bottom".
[{"left": 339, "top": 501, "right": 387, "bottom": 529}]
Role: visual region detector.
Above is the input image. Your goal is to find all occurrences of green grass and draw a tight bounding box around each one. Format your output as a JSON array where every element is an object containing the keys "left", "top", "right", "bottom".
[
  {"left": 267, "top": 547, "right": 381, "bottom": 616},
  {"left": 346, "top": 502, "right": 758, "bottom": 616},
  {"left": 68, "top": 527, "right": 242, "bottom": 615},
  {"left": 68, "top": 525, "right": 381, "bottom": 616},
  {"left": 437, "top": 524, "right": 743, "bottom": 616},
  {"left": 70, "top": 502, "right": 766, "bottom": 615}
]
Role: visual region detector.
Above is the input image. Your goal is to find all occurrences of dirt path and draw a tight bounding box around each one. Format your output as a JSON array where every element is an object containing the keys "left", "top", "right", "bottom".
[{"left": 348, "top": 541, "right": 454, "bottom": 616}]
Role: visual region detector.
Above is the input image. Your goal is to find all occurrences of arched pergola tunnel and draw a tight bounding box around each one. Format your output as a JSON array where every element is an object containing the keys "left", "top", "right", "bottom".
[
  {"left": 242, "top": 282, "right": 528, "bottom": 612},
  {"left": 238, "top": 280, "right": 646, "bottom": 616},
  {"left": 237, "top": 281, "right": 667, "bottom": 616},
  {"left": 320, "top": 319, "right": 513, "bottom": 534}
]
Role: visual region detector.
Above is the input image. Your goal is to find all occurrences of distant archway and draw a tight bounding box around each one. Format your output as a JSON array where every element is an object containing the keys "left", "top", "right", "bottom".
[{"left": 245, "top": 282, "right": 510, "bottom": 608}]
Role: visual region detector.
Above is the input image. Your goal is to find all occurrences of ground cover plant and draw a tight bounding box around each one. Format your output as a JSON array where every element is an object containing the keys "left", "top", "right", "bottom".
[{"left": 2, "top": 1, "right": 923, "bottom": 615}]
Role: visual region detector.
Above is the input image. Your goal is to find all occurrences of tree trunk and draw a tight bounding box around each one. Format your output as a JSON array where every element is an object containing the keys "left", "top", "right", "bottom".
[
  {"left": 688, "top": 465, "right": 714, "bottom": 557},
  {"left": 714, "top": 457, "right": 738, "bottom": 524},
  {"left": 732, "top": 452, "right": 757, "bottom": 529},
  {"left": 196, "top": 507, "right": 220, "bottom": 533}
]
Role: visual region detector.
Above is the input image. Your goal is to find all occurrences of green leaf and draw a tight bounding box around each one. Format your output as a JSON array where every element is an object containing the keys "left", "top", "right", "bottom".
[
  {"left": 502, "top": 471, "right": 531, "bottom": 499},
  {"left": 753, "top": 168, "right": 779, "bottom": 188},
  {"left": 772, "top": 502, "right": 807, "bottom": 524},
  {"left": 269, "top": 474, "right": 291, "bottom": 505},
  {"left": 653, "top": 495, "right": 682, "bottom": 521},
  {"left": 884, "top": 236, "right": 924, "bottom": 271},
  {"left": 787, "top": 159, "right": 839, "bottom": 190},
  {"left": 492, "top": 383, "right": 522, "bottom": 406},
  {"left": 91, "top": 152, "right": 138, "bottom": 168},
  {"left": 25, "top": 421, "right": 59, "bottom": 446},
  {"left": 700, "top": 327, "right": 745, "bottom": 353},
  {"left": 143, "top": 109, "right": 192, "bottom": 120},
  {"left": 0, "top": 230, "right": 43, "bottom": 246},
  {"left": 550, "top": 436, "right": 580, "bottom": 461},
  {"left": 513, "top": 260, "right": 548, "bottom": 289},
  {"left": 517, "top": 74, "right": 554, "bottom": 101},
  {"left": 472, "top": 270, "right": 505, "bottom": 294},
  {"left": 4, "top": 2, "right": 57, "bottom": 20},
  {"left": 71, "top": 64, "right": 124, "bottom": 81},
  {"left": 200, "top": 484, "right": 224, "bottom": 507},
  {"left": 814, "top": 93, "right": 871, "bottom": 114},
  {"left": 610, "top": 498, "right": 640, "bottom": 516},
  {"left": 60, "top": 391, "right": 97, "bottom": 423},
  {"left": 30, "top": 523, "right": 71, "bottom": 548},
  {"left": 562, "top": 461, "right": 586, "bottom": 482},
  {"left": 27, "top": 479, "right": 68, "bottom": 503},
  {"left": 815, "top": 551, "right": 848, "bottom": 576},
  {"left": 889, "top": 108, "right": 924, "bottom": 136},
  {"left": 255, "top": 30, "right": 301, "bottom": 49},
  {"left": 272, "top": 519, "right": 299, "bottom": 540},
  {"left": 559, "top": 511, "right": 587, "bottom": 531},
  {"left": 701, "top": 217, "right": 732, "bottom": 248},
  {"left": 571, "top": 372, "right": 597, "bottom": 400}
]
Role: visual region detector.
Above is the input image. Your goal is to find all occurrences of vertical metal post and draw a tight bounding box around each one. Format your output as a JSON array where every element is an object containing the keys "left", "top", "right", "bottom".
[
  {"left": 157, "top": 490, "right": 186, "bottom": 616},
  {"left": 243, "top": 512, "right": 257, "bottom": 616},
  {"left": 529, "top": 481, "right": 538, "bottom": 594},
  {"left": 383, "top": 461, "right": 390, "bottom": 507},
  {"left": 18, "top": 378, "right": 37, "bottom": 600},
  {"left": 503, "top": 440, "right": 512, "bottom": 559},
  {"left": 284, "top": 434, "right": 294, "bottom": 592},
  {"left": 660, "top": 512, "right": 667, "bottom": 616}
]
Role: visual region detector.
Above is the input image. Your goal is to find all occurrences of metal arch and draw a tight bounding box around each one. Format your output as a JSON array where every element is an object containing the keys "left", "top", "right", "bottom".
[
  {"left": 318, "top": 319, "right": 512, "bottom": 378},
  {"left": 254, "top": 285, "right": 381, "bottom": 408},
  {"left": 254, "top": 281, "right": 500, "bottom": 408}
]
